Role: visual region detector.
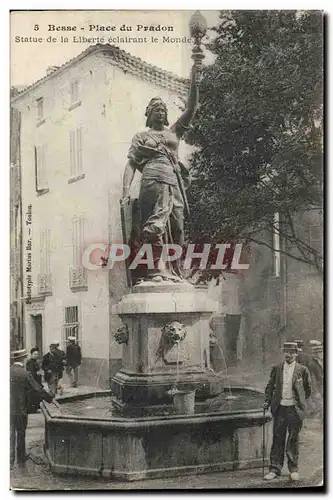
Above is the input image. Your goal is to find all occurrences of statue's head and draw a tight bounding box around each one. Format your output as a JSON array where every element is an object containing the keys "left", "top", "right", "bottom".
[{"left": 145, "top": 97, "right": 169, "bottom": 128}]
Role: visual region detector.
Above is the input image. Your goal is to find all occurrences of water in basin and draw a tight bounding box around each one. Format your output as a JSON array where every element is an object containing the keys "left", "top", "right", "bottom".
[{"left": 57, "top": 389, "right": 265, "bottom": 420}]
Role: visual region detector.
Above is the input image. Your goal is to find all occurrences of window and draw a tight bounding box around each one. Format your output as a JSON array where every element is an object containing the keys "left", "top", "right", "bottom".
[
  {"left": 70, "top": 80, "right": 80, "bottom": 106},
  {"left": 64, "top": 306, "right": 79, "bottom": 340},
  {"left": 272, "top": 212, "right": 281, "bottom": 277},
  {"left": 69, "top": 128, "right": 83, "bottom": 178},
  {"left": 34, "top": 145, "right": 48, "bottom": 192},
  {"left": 36, "top": 98, "right": 44, "bottom": 121}
]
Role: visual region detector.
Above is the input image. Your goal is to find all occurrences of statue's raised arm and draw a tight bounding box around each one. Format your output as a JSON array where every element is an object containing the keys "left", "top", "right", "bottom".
[{"left": 171, "top": 64, "right": 200, "bottom": 139}]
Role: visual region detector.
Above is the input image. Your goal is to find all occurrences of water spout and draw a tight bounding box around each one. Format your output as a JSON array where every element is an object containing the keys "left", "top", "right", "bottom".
[
  {"left": 95, "top": 340, "right": 117, "bottom": 394},
  {"left": 214, "top": 343, "right": 239, "bottom": 401},
  {"left": 95, "top": 358, "right": 106, "bottom": 392}
]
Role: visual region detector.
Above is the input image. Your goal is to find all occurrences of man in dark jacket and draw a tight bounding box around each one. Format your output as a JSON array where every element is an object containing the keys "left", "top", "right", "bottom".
[
  {"left": 10, "top": 349, "right": 54, "bottom": 468},
  {"left": 54, "top": 341, "right": 66, "bottom": 395},
  {"left": 309, "top": 345, "right": 323, "bottom": 420},
  {"left": 26, "top": 347, "right": 43, "bottom": 413},
  {"left": 263, "top": 342, "right": 311, "bottom": 482},
  {"left": 42, "top": 343, "right": 61, "bottom": 395},
  {"left": 66, "top": 336, "right": 82, "bottom": 387}
]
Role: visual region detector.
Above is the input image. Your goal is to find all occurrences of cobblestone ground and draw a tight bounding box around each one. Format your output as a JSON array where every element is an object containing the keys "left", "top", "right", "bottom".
[{"left": 10, "top": 411, "right": 323, "bottom": 491}]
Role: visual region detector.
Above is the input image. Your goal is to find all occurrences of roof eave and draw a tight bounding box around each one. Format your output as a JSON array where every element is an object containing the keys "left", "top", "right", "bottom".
[{"left": 11, "top": 44, "right": 189, "bottom": 104}]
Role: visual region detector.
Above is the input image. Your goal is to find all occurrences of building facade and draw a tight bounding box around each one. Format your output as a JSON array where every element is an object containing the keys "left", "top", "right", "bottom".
[
  {"left": 10, "top": 87, "right": 24, "bottom": 351},
  {"left": 11, "top": 44, "right": 188, "bottom": 386}
]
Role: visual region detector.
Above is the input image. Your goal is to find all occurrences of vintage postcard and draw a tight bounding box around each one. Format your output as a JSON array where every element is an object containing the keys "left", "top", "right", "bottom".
[{"left": 10, "top": 9, "right": 324, "bottom": 490}]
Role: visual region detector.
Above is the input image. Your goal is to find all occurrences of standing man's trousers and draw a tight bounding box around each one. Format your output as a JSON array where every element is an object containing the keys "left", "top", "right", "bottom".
[
  {"left": 10, "top": 414, "right": 28, "bottom": 466},
  {"left": 66, "top": 365, "right": 79, "bottom": 385},
  {"left": 269, "top": 405, "right": 303, "bottom": 474}
]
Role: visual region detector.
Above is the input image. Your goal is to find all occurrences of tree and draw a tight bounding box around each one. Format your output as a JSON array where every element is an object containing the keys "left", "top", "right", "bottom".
[{"left": 185, "top": 10, "right": 323, "bottom": 278}]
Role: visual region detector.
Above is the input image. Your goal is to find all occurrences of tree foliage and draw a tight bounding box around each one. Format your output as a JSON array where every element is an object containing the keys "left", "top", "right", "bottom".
[{"left": 185, "top": 10, "right": 323, "bottom": 275}]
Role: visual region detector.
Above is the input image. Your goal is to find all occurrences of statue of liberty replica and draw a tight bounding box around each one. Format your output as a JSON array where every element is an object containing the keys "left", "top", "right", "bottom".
[{"left": 121, "top": 14, "right": 206, "bottom": 285}]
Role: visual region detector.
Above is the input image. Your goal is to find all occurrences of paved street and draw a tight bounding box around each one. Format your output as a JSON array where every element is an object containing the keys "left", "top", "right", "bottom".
[{"left": 10, "top": 383, "right": 324, "bottom": 491}]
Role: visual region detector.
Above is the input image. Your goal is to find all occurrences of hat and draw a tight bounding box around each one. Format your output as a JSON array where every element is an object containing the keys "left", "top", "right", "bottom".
[
  {"left": 293, "top": 340, "right": 304, "bottom": 347},
  {"left": 310, "top": 340, "right": 322, "bottom": 346},
  {"left": 282, "top": 341, "right": 298, "bottom": 352},
  {"left": 11, "top": 349, "right": 28, "bottom": 361},
  {"left": 67, "top": 336, "right": 76, "bottom": 341},
  {"left": 50, "top": 341, "right": 59, "bottom": 347}
]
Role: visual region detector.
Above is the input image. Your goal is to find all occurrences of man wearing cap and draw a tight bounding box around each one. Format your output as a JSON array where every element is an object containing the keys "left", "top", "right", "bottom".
[
  {"left": 263, "top": 341, "right": 312, "bottom": 482},
  {"left": 309, "top": 344, "right": 323, "bottom": 417},
  {"left": 293, "top": 340, "right": 312, "bottom": 368},
  {"left": 312, "top": 344, "right": 323, "bottom": 369},
  {"left": 42, "top": 343, "right": 61, "bottom": 395},
  {"left": 294, "top": 339, "right": 323, "bottom": 416},
  {"left": 10, "top": 349, "right": 54, "bottom": 469},
  {"left": 309, "top": 341, "right": 323, "bottom": 387},
  {"left": 66, "top": 336, "right": 82, "bottom": 388}
]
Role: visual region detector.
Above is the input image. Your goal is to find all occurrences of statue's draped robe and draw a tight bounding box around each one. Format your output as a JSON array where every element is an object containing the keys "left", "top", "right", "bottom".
[{"left": 126, "top": 127, "right": 191, "bottom": 277}]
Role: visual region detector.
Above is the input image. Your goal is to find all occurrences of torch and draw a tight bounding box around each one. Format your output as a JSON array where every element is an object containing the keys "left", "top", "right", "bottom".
[{"left": 189, "top": 10, "right": 207, "bottom": 80}]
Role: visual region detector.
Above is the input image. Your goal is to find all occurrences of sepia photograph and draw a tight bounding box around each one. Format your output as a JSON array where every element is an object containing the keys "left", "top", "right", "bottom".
[{"left": 9, "top": 9, "right": 324, "bottom": 491}]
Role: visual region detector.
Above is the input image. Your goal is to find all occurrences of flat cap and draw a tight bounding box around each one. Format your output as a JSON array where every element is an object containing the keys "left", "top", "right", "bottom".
[{"left": 310, "top": 340, "right": 322, "bottom": 346}]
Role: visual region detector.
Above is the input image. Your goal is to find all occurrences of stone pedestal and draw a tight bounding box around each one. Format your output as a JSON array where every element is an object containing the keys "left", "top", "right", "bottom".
[{"left": 111, "top": 281, "right": 219, "bottom": 406}]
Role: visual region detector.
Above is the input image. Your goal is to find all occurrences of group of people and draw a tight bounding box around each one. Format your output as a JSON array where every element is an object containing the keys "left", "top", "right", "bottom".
[
  {"left": 263, "top": 338, "right": 324, "bottom": 483},
  {"left": 41, "top": 338, "right": 82, "bottom": 396},
  {"left": 10, "top": 336, "right": 82, "bottom": 469},
  {"left": 26, "top": 337, "right": 82, "bottom": 398}
]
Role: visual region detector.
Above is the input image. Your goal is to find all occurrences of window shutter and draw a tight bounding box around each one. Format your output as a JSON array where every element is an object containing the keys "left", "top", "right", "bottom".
[
  {"left": 70, "top": 130, "right": 75, "bottom": 177},
  {"left": 77, "top": 127, "right": 83, "bottom": 174}
]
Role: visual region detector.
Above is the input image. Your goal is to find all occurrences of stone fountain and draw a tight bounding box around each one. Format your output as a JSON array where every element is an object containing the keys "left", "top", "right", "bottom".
[
  {"left": 41, "top": 11, "right": 272, "bottom": 481},
  {"left": 42, "top": 278, "right": 272, "bottom": 480}
]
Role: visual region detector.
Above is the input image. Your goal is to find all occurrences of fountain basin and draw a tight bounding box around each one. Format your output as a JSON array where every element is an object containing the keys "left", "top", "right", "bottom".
[{"left": 41, "top": 387, "right": 272, "bottom": 481}]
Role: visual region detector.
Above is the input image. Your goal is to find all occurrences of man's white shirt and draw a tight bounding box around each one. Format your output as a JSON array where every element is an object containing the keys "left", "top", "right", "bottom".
[{"left": 280, "top": 360, "right": 296, "bottom": 406}]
